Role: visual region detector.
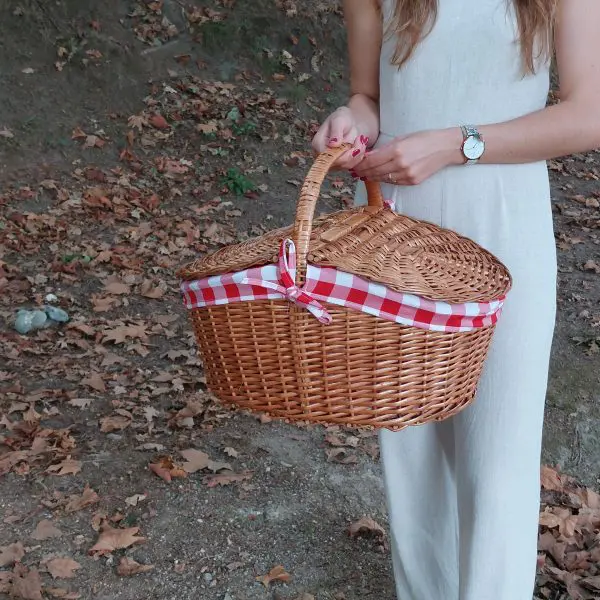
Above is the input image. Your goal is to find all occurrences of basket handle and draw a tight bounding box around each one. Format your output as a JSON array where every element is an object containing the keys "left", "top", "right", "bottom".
[{"left": 293, "top": 144, "right": 384, "bottom": 284}]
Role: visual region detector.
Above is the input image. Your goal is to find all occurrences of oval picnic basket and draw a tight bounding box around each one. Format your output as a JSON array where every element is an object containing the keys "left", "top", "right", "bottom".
[{"left": 178, "top": 145, "right": 512, "bottom": 430}]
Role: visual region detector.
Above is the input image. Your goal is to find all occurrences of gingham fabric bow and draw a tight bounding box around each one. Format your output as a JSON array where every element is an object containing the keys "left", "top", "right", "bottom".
[{"left": 240, "top": 238, "right": 332, "bottom": 324}]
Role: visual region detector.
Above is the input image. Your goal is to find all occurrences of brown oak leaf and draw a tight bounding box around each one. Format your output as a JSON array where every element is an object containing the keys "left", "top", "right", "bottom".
[
  {"left": 31, "top": 519, "right": 63, "bottom": 540},
  {"left": 256, "top": 565, "right": 291, "bottom": 588},
  {"left": 180, "top": 448, "right": 231, "bottom": 474},
  {"left": 104, "top": 281, "right": 130, "bottom": 295},
  {"left": 0, "top": 542, "right": 25, "bottom": 567},
  {"left": 148, "top": 457, "right": 187, "bottom": 482},
  {"left": 348, "top": 516, "right": 386, "bottom": 539},
  {"left": 116, "top": 557, "right": 154, "bottom": 576},
  {"left": 81, "top": 372, "right": 106, "bottom": 392},
  {"left": 89, "top": 524, "right": 146, "bottom": 556},
  {"left": 100, "top": 410, "right": 132, "bottom": 433},
  {"left": 65, "top": 485, "right": 99, "bottom": 513},
  {"left": 103, "top": 324, "right": 148, "bottom": 344},
  {"left": 45, "top": 557, "right": 81, "bottom": 579},
  {"left": 46, "top": 458, "right": 82, "bottom": 476},
  {"left": 10, "top": 565, "right": 43, "bottom": 600}
]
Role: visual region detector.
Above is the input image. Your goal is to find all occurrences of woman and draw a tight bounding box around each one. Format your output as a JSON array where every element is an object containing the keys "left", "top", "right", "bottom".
[{"left": 312, "top": 1, "right": 600, "bottom": 599}]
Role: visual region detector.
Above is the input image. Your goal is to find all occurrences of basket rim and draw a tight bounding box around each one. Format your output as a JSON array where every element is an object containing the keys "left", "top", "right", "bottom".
[{"left": 178, "top": 206, "right": 512, "bottom": 304}]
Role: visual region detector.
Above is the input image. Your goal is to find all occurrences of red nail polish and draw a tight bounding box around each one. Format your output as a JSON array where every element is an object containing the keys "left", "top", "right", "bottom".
[
  {"left": 330, "top": 137, "right": 338, "bottom": 143},
  {"left": 365, "top": 136, "right": 369, "bottom": 144},
  {"left": 350, "top": 172, "right": 358, "bottom": 179},
  {"left": 360, "top": 177, "right": 367, "bottom": 181},
  {"left": 352, "top": 149, "right": 361, "bottom": 157}
]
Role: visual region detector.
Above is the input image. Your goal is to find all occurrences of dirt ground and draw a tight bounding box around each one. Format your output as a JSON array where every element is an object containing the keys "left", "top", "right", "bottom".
[{"left": 1, "top": 1, "right": 599, "bottom": 600}]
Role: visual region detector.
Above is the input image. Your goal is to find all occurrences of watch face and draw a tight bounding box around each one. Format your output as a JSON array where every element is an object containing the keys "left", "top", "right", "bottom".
[{"left": 463, "top": 136, "right": 485, "bottom": 160}]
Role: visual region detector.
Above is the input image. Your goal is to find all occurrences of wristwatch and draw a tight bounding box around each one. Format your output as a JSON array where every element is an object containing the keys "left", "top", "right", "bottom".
[{"left": 460, "top": 125, "right": 485, "bottom": 165}]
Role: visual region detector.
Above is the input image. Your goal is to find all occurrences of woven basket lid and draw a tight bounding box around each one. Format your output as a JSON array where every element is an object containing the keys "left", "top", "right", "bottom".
[
  {"left": 178, "top": 204, "right": 511, "bottom": 304},
  {"left": 179, "top": 146, "right": 511, "bottom": 304}
]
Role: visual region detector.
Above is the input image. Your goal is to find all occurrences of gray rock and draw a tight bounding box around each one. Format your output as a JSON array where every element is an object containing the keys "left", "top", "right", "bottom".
[
  {"left": 14, "top": 310, "right": 35, "bottom": 334},
  {"left": 30, "top": 309, "right": 48, "bottom": 328},
  {"left": 44, "top": 305, "right": 70, "bottom": 323}
]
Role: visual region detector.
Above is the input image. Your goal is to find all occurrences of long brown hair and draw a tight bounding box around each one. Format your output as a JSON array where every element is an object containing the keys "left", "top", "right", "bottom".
[{"left": 386, "top": 0, "right": 557, "bottom": 72}]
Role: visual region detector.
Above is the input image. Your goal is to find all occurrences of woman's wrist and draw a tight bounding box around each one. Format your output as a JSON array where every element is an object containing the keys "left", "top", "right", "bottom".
[
  {"left": 347, "top": 94, "right": 380, "bottom": 147},
  {"left": 439, "top": 127, "right": 465, "bottom": 166}
]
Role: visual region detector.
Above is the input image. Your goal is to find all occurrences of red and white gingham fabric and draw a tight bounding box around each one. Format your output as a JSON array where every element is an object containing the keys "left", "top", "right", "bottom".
[{"left": 181, "top": 239, "right": 505, "bottom": 332}]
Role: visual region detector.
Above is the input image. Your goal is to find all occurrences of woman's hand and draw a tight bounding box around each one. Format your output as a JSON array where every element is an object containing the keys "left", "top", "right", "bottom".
[
  {"left": 311, "top": 106, "right": 370, "bottom": 170},
  {"left": 353, "top": 128, "right": 464, "bottom": 185}
]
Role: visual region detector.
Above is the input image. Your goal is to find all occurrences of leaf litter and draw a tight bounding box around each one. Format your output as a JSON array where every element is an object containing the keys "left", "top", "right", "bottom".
[{"left": 0, "top": 2, "right": 598, "bottom": 599}]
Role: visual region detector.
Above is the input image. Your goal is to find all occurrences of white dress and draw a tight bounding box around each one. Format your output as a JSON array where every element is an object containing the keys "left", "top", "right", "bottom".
[{"left": 355, "top": 1, "right": 557, "bottom": 598}]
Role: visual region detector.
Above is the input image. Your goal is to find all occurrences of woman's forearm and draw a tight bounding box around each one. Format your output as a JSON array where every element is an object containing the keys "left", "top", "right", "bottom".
[
  {"left": 348, "top": 93, "right": 380, "bottom": 147},
  {"left": 443, "top": 99, "right": 600, "bottom": 166}
]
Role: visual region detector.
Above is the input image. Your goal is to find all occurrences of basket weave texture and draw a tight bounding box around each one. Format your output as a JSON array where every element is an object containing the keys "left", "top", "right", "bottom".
[{"left": 178, "top": 146, "right": 512, "bottom": 429}]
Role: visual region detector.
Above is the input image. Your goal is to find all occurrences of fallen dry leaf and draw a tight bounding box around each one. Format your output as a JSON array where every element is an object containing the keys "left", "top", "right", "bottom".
[
  {"left": 45, "top": 557, "right": 81, "bottom": 579},
  {"left": 81, "top": 372, "right": 106, "bottom": 392},
  {"left": 89, "top": 523, "right": 146, "bottom": 556},
  {"left": 148, "top": 456, "right": 187, "bottom": 482},
  {"left": 116, "top": 557, "right": 154, "bottom": 576},
  {"left": 583, "top": 259, "right": 600, "bottom": 274},
  {"left": 203, "top": 471, "right": 253, "bottom": 488},
  {"left": 149, "top": 114, "right": 169, "bottom": 130},
  {"left": 45, "top": 588, "right": 82, "bottom": 599},
  {"left": 326, "top": 447, "right": 358, "bottom": 465},
  {"left": 65, "top": 485, "right": 99, "bottom": 513},
  {"left": 256, "top": 565, "right": 291, "bottom": 588},
  {"left": 100, "top": 411, "right": 132, "bottom": 433},
  {"left": 139, "top": 279, "right": 166, "bottom": 299},
  {"left": 68, "top": 398, "right": 94, "bottom": 409},
  {"left": 124, "top": 494, "right": 147, "bottom": 507},
  {"left": 46, "top": 458, "right": 82, "bottom": 476},
  {"left": 0, "top": 542, "right": 25, "bottom": 567},
  {"left": 541, "top": 465, "right": 564, "bottom": 491},
  {"left": 180, "top": 448, "right": 231, "bottom": 474},
  {"left": 10, "top": 565, "right": 43, "bottom": 600},
  {"left": 582, "top": 576, "right": 600, "bottom": 591},
  {"left": 348, "top": 516, "right": 386, "bottom": 539},
  {"left": 104, "top": 281, "right": 130, "bottom": 295},
  {"left": 31, "top": 519, "right": 63, "bottom": 541},
  {"left": 103, "top": 324, "right": 148, "bottom": 344}
]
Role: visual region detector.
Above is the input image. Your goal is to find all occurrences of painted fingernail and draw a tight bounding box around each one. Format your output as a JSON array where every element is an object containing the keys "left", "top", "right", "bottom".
[
  {"left": 350, "top": 170, "right": 358, "bottom": 178},
  {"left": 365, "top": 136, "right": 369, "bottom": 144},
  {"left": 329, "top": 137, "right": 338, "bottom": 143},
  {"left": 352, "top": 149, "right": 361, "bottom": 157}
]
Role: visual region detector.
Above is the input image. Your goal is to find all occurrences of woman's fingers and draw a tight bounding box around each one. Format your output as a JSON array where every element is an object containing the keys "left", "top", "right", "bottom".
[
  {"left": 355, "top": 142, "right": 398, "bottom": 171},
  {"left": 354, "top": 157, "right": 397, "bottom": 179},
  {"left": 326, "top": 119, "right": 349, "bottom": 149},
  {"left": 337, "top": 134, "right": 369, "bottom": 170}
]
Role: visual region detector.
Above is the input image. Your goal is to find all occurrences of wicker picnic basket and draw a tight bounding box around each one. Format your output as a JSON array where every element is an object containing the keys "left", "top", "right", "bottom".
[{"left": 178, "top": 145, "right": 512, "bottom": 430}]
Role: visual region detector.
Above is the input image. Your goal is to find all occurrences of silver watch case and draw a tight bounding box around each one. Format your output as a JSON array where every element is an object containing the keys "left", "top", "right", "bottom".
[{"left": 461, "top": 125, "right": 485, "bottom": 164}]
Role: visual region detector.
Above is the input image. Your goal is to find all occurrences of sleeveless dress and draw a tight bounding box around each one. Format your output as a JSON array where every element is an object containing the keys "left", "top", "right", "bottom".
[{"left": 355, "top": 1, "right": 557, "bottom": 598}]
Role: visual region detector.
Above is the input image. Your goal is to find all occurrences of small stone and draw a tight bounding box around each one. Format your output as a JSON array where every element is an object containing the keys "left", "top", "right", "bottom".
[
  {"left": 14, "top": 311, "right": 35, "bottom": 334},
  {"left": 44, "top": 305, "right": 69, "bottom": 323},
  {"left": 30, "top": 309, "right": 48, "bottom": 328},
  {"left": 45, "top": 293, "right": 58, "bottom": 303},
  {"left": 203, "top": 572, "right": 213, "bottom": 583}
]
